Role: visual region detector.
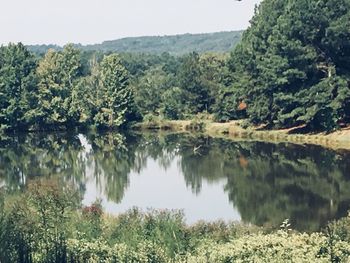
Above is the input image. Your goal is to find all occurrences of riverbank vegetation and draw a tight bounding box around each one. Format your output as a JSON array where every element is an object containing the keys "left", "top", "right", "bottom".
[
  {"left": 1, "top": 0, "right": 349, "bottom": 134},
  {"left": 1, "top": 179, "right": 350, "bottom": 262}
]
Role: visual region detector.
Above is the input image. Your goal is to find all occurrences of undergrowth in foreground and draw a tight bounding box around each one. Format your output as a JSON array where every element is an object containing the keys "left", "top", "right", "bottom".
[{"left": 1, "top": 179, "right": 350, "bottom": 262}]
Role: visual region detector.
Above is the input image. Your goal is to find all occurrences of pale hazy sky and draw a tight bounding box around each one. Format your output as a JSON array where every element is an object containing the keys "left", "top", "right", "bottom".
[{"left": 0, "top": 0, "right": 262, "bottom": 45}]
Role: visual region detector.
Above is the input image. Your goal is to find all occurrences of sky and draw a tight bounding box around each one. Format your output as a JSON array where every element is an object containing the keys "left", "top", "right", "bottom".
[{"left": 0, "top": 0, "right": 262, "bottom": 46}]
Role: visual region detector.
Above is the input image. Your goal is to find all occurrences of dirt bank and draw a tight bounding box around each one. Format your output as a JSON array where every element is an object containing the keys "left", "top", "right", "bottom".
[{"left": 133, "top": 120, "right": 350, "bottom": 151}]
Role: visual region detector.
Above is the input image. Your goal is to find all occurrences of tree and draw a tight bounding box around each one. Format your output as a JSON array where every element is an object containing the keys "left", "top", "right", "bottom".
[
  {"left": 222, "top": 0, "right": 350, "bottom": 131},
  {"left": 93, "top": 54, "right": 137, "bottom": 129},
  {"left": 1, "top": 179, "right": 80, "bottom": 262},
  {"left": 178, "top": 52, "right": 210, "bottom": 114},
  {"left": 36, "top": 44, "right": 83, "bottom": 128},
  {"left": 162, "top": 87, "right": 187, "bottom": 120},
  {"left": 133, "top": 67, "right": 171, "bottom": 117},
  {"left": 199, "top": 53, "right": 232, "bottom": 114},
  {"left": 0, "top": 43, "right": 37, "bottom": 131}
]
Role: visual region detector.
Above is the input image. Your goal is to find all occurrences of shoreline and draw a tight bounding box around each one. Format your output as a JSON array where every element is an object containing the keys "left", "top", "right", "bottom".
[{"left": 132, "top": 120, "right": 350, "bottom": 151}]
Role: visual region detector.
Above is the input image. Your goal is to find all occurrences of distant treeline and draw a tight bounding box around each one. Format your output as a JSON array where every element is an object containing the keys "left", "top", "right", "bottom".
[
  {"left": 1, "top": 0, "right": 350, "bottom": 132},
  {"left": 26, "top": 31, "right": 243, "bottom": 55}
]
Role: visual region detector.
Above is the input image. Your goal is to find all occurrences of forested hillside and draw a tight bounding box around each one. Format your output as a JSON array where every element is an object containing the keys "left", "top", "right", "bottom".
[
  {"left": 27, "top": 31, "right": 243, "bottom": 55},
  {"left": 1, "top": 0, "right": 350, "bottom": 133}
]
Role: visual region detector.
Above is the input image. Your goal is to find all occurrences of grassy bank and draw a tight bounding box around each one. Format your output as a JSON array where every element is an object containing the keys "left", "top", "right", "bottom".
[{"left": 133, "top": 119, "right": 350, "bottom": 151}]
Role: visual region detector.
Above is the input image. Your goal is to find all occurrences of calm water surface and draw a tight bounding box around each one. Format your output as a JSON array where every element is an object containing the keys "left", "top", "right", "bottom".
[{"left": 1, "top": 132, "right": 350, "bottom": 231}]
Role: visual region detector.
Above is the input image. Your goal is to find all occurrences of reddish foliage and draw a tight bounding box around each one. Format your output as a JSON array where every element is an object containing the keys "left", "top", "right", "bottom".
[
  {"left": 238, "top": 101, "right": 247, "bottom": 111},
  {"left": 239, "top": 156, "right": 249, "bottom": 169},
  {"left": 82, "top": 204, "right": 102, "bottom": 217}
]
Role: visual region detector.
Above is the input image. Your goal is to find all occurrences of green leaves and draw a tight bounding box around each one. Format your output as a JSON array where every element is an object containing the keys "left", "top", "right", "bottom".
[
  {"left": 0, "top": 43, "right": 37, "bottom": 131},
  {"left": 2, "top": 1, "right": 349, "bottom": 133},
  {"left": 36, "top": 45, "right": 83, "bottom": 127},
  {"left": 93, "top": 54, "right": 136, "bottom": 129},
  {"left": 0, "top": 44, "right": 138, "bottom": 131},
  {"left": 220, "top": 0, "right": 350, "bottom": 131}
]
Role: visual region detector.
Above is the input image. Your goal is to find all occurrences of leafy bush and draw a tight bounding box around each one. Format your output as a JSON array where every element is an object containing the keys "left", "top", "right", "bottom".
[{"left": 67, "top": 239, "right": 169, "bottom": 263}]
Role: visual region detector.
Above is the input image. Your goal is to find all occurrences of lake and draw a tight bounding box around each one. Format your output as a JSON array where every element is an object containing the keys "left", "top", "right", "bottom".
[{"left": 1, "top": 131, "right": 350, "bottom": 232}]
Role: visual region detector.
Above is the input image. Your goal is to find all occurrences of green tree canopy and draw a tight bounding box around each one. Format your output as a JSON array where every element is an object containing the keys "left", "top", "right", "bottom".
[
  {"left": 0, "top": 43, "right": 37, "bottom": 131},
  {"left": 93, "top": 54, "right": 137, "bottom": 129},
  {"left": 218, "top": 0, "right": 350, "bottom": 131},
  {"left": 35, "top": 44, "right": 83, "bottom": 128}
]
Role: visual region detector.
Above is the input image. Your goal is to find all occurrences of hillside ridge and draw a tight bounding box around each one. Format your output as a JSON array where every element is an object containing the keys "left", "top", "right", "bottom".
[{"left": 27, "top": 30, "right": 243, "bottom": 55}]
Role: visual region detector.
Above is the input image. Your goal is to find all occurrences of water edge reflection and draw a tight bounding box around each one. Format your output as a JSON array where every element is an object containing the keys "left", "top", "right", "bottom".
[{"left": 1, "top": 131, "right": 350, "bottom": 231}]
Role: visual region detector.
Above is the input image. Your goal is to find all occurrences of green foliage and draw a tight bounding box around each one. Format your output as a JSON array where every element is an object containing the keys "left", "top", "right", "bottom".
[
  {"left": 0, "top": 190, "right": 4, "bottom": 259},
  {"left": 162, "top": 87, "right": 187, "bottom": 119},
  {"left": 184, "top": 231, "right": 350, "bottom": 262},
  {"left": 79, "top": 201, "right": 103, "bottom": 239},
  {"left": 3, "top": 0, "right": 350, "bottom": 133},
  {"left": 93, "top": 53, "right": 136, "bottom": 129},
  {"left": 123, "top": 51, "right": 230, "bottom": 121},
  {"left": 2, "top": 180, "right": 350, "bottom": 262},
  {"left": 67, "top": 239, "right": 169, "bottom": 263},
  {"left": 27, "top": 31, "right": 243, "bottom": 55},
  {"left": 1, "top": 179, "right": 80, "bottom": 262},
  {"left": 69, "top": 76, "right": 95, "bottom": 125},
  {"left": 107, "top": 208, "right": 189, "bottom": 257},
  {"left": 217, "top": 0, "right": 350, "bottom": 131},
  {"left": 133, "top": 67, "right": 171, "bottom": 116},
  {"left": 0, "top": 43, "right": 37, "bottom": 131},
  {"left": 0, "top": 44, "right": 140, "bottom": 131},
  {"left": 178, "top": 52, "right": 210, "bottom": 113},
  {"left": 1, "top": 132, "right": 350, "bottom": 261},
  {"left": 35, "top": 45, "right": 83, "bottom": 127},
  {"left": 199, "top": 53, "right": 232, "bottom": 113},
  {"left": 17, "top": 221, "right": 350, "bottom": 263},
  {"left": 2, "top": 132, "right": 350, "bottom": 233}
]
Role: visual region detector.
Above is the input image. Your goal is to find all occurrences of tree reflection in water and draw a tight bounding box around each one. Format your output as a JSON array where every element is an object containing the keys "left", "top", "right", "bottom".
[{"left": 1, "top": 132, "right": 350, "bottom": 231}]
